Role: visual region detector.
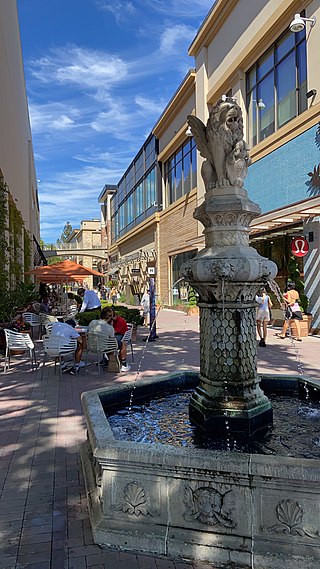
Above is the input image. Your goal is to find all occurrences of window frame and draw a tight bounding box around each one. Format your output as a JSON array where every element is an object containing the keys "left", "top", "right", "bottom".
[{"left": 246, "top": 26, "right": 307, "bottom": 147}]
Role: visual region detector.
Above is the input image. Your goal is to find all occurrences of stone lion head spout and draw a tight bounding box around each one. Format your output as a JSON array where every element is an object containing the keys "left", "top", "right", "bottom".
[{"left": 187, "top": 98, "right": 251, "bottom": 191}]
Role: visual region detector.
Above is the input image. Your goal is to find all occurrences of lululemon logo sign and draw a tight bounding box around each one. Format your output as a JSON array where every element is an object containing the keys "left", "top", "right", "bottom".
[{"left": 290, "top": 236, "right": 309, "bottom": 257}]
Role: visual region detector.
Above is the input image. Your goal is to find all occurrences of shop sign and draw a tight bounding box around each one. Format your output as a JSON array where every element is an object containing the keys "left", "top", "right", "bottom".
[
  {"left": 148, "top": 267, "right": 156, "bottom": 275},
  {"left": 131, "top": 268, "right": 140, "bottom": 274},
  {"left": 290, "top": 236, "right": 309, "bottom": 257}
]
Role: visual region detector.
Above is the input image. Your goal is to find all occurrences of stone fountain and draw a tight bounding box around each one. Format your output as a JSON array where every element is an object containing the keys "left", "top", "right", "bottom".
[
  {"left": 81, "top": 100, "right": 320, "bottom": 568},
  {"left": 182, "top": 98, "right": 277, "bottom": 436}
]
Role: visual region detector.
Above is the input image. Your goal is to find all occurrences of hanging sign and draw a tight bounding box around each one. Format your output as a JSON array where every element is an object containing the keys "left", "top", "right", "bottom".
[{"left": 290, "top": 236, "right": 309, "bottom": 257}]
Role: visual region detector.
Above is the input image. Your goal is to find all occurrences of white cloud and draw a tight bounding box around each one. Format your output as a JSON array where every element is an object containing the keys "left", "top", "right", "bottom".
[
  {"left": 30, "top": 45, "right": 128, "bottom": 90},
  {"left": 29, "top": 102, "right": 81, "bottom": 134},
  {"left": 96, "top": 1, "right": 135, "bottom": 23},
  {"left": 39, "top": 164, "right": 125, "bottom": 240},
  {"left": 135, "top": 95, "right": 166, "bottom": 116},
  {"left": 160, "top": 24, "right": 195, "bottom": 55},
  {"left": 51, "top": 115, "right": 75, "bottom": 130},
  {"left": 143, "top": 0, "right": 214, "bottom": 18}
]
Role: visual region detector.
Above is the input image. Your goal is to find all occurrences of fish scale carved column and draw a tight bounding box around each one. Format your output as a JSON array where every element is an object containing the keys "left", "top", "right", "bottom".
[{"left": 181, "top": 185, "right": 277, "bottom": 437}]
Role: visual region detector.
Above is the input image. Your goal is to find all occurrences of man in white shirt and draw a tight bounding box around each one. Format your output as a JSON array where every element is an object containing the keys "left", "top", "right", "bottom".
[
  {"left": 78, "top": 287, "right": 101, "bottom": 313},
  {"left": 51, "top": 320, "right": 85, "bottom": 373}
]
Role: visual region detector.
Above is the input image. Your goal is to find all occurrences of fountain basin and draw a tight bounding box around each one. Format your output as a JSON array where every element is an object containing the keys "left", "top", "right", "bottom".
[{"left": 81, "top": 372, "right": 320, "bottom": 569}]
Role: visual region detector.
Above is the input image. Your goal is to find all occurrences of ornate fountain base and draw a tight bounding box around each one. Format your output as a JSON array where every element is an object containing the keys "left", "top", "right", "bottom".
[
  {"left": 188, "top": 299, "right": 273, "bottom": 437},
  {"left": 189, "top": 390, "right": 273, "bottom": 437}
]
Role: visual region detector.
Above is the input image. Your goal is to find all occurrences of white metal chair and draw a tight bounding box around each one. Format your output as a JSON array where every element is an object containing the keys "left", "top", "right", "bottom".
[
  {"left": 44, "top": 321, "right": 56, "bottom": 336},
  {"left": 39, "top": 313, "right": 58, "bottom": 337},
  {"left": 122, "top": 323, "right": 134, "bottom": 362},
  {"left": 4, "top": 329, "right": 37, "bottom": 373},
  {"left": 87, "top": 333, "right": 120, "bottom": 376},
  {"left": 22, "top": 312, "right": 42, "bottom": 339},
  {"left": 66, "top": 304, "right": 78, "bottom": 319},
  {"left": 41, "top": 335, "right": 78, "bottom": 379}
]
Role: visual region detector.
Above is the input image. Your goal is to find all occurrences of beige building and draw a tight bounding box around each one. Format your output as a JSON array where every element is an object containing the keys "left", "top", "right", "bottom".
[
  {"left": 0, "top": 0, "right": 40, "bottom": 285},
  {"left": 101, "top": 0, "right": 320, "bottom": 326},
  {"left": 67, "top": 220, "right": 102, "bottom": 289}
]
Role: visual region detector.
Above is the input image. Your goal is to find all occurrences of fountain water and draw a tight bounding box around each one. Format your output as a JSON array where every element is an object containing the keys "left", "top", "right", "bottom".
[{"left": 81, "top": 100, "right": 320, "bottom": 568}]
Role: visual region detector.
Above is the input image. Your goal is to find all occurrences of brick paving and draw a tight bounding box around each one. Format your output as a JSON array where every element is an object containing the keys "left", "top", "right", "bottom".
[{"left": 0, "top": 309, "right": 319, "bottom": 569}]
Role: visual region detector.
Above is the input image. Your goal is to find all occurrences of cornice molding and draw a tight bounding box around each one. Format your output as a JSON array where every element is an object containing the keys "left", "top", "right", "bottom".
[{"left": 153, "top": 71, "right": 195, "bottom": 137}]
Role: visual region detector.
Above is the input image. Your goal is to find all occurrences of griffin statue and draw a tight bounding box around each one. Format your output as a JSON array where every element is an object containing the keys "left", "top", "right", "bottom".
[{"left": 187, "top": 98, "right": 252, "bottom": 191}]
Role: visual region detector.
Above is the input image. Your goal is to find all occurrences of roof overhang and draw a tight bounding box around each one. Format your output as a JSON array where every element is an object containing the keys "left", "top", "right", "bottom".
[{"left": 250, "top": 196, "right": 320, "bottom": 236}]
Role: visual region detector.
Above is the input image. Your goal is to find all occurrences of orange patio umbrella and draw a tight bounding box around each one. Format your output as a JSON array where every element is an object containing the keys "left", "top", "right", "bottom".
[{"left": 25, "top": 259, "right": 105, "bottom": 283}]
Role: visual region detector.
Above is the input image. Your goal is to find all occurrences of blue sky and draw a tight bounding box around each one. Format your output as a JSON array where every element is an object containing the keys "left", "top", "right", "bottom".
[{"left": 17, "top": 0, "right": 214, "bottom": 243}]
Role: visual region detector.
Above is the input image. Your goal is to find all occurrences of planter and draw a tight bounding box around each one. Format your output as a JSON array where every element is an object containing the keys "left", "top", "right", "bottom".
[
  {"left": 187, "top": 306, "right": 199, "bottom": 316},
  {"left": 290, "top": 314, "right": 312, "bottom": 338}
]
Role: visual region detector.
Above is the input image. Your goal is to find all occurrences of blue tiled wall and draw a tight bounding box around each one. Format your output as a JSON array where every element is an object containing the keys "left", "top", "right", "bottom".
[{"left": 245, "top": 123, "right": 320, "bottom": 213}]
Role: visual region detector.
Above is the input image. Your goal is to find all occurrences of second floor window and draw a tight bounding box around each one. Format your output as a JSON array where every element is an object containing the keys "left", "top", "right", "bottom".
[
  {"left": 246, "top": 27, "right": 307, "bottom": 147},
  {"left": 164, "top": 138, "right": 197, "bottom": 205}
]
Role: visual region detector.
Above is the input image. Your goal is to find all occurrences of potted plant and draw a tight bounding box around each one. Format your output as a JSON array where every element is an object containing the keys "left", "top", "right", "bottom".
[{"left": 187, "top": 287, "right": 199, "bottom": 316}]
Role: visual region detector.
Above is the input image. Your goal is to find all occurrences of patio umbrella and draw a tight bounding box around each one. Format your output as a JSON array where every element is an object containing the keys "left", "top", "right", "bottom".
[{"left": 25, "top": 260, "right": 105, "bottom": 282}]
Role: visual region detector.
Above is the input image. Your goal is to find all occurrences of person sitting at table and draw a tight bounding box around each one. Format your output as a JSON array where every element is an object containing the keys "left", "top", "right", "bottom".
[
  {"left": 39, "top": 295, "right": 51, "bottom": 314},
  {"left": 78, "top": 287, "right": 101, "bottom": 313},
  {"left": 88, "top": 306, "right": 115, "bottom": 368},
  {"left": 51, "top": 319, "right": 86, "bottom": 374},
  {"left": 104, "top": 307, "right": 131, "bottom": 372}
]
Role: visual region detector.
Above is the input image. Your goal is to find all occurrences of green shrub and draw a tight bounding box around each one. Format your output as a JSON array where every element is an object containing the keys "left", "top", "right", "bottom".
[{"left": 76, "top": 305, "right": 143, "bottom": 326}]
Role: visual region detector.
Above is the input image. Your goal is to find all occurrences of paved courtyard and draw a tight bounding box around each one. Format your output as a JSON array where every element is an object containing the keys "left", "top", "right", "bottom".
[{"left": 0, "top": 309, "right": 319, "bottom": 569}]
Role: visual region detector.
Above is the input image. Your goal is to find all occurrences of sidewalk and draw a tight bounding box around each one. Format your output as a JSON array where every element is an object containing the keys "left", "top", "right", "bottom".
[{"left": 0, "top": 309, "right": 319, "bottom": 569}]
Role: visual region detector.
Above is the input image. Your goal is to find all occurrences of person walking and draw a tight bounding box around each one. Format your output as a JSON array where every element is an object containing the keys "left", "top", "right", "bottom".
[
  {"left": 140, "top": 289, "right": 150, "bottom": 326},
  {"left": 256, "top": 287, "right": 273, "bottom": 347},
  {"left": 277, "top": 282, "right": 303, "bottom": 341},
  {"left": 110, "top": 286, "right": 118, "bottom": 305}
]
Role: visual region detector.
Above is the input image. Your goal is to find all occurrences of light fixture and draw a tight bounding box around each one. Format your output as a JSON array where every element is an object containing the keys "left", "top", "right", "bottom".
[
  {"left": 306, "top": 89, "right": 317, "bottom": 98},
  {"left": 257, "top": 98, "right": 265, "bottom": 109},
  {"left": 289, "top": 13, "right": 316, "bottom": 33},
  {"left": 185, "top": 125, "right": 193, "bottom": 137}
]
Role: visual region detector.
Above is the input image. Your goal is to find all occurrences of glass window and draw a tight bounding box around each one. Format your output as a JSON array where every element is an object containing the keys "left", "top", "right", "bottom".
[
  {"left": 191, "top": 143, "right": 197, "bottom": 190},
  {"left": 257, "top": 49, "right": 273, "bottom": 80},
  {"left": 297, "top": 41, "right": 307, "bottom": 113},
  {"left": 275, "top": 32, "right": 295, "bottom": 63},
  {"left": 276, "top": 51, "right": 296, "bottom": 128},
  {"left": 246, "top": 26, "right": 307, "bottom": 146},
  {"left": 175, "top": 160, "right": 183, "bottom": 200},
  {"left": 183, "top": 151, "right": 191, "bottom": 194},
  {"left": 164, "top": 138, "right": 196, "bottom": 205},
  {"left": 258, "top": 73, "right": 275, "bottom": 140},
  {"left": 135, "top": 182, "right": 144, "bottom": 217}
]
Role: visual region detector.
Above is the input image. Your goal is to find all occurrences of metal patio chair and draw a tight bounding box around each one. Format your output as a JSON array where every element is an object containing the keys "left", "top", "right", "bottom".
[
  {"left": 122, "top": 323, "right": 134, "bottom": 362},
  {"left": 4, "top": 329, "right": 37, "bottom": 373},
  {"left": 41, "top": 335, "right": 78, "bottom": 379},
  {"left": 22, "top": 312, "right": 42, "bottom": 339},
  {"left": 87, "top": 333, "right": 120, "bottom": 376}
]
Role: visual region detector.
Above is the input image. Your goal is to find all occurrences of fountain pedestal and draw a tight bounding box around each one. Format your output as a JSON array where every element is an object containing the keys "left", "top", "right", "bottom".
[{"left": 181, "top": 185, "right": 277, "bottom": 437}]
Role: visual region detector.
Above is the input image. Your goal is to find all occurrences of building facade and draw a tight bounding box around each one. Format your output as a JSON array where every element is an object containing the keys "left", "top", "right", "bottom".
[
  {"left": 0, "top": 0, "right": 40, "bottom": 287},
  {"left": 66, "top": 220, "right": 102, "bottom": 289},
  {"left": 101, "top": 0, "right": 320, "bottom": 327}
]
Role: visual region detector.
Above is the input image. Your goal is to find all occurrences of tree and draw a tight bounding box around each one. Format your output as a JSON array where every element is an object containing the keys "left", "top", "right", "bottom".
[{"left": 60, "top": 221, "right": 73, "bottom": 243}]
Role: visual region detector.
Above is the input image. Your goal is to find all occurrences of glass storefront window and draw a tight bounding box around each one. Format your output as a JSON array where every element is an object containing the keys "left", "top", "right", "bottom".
[{"left": 171, "top": 250, "right": 198, "bottom": 305}]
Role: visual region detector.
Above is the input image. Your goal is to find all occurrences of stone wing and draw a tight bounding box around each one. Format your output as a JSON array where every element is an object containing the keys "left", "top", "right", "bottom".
[{"left": 187, "top": 115, "right": 212, "bottom": 163}]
